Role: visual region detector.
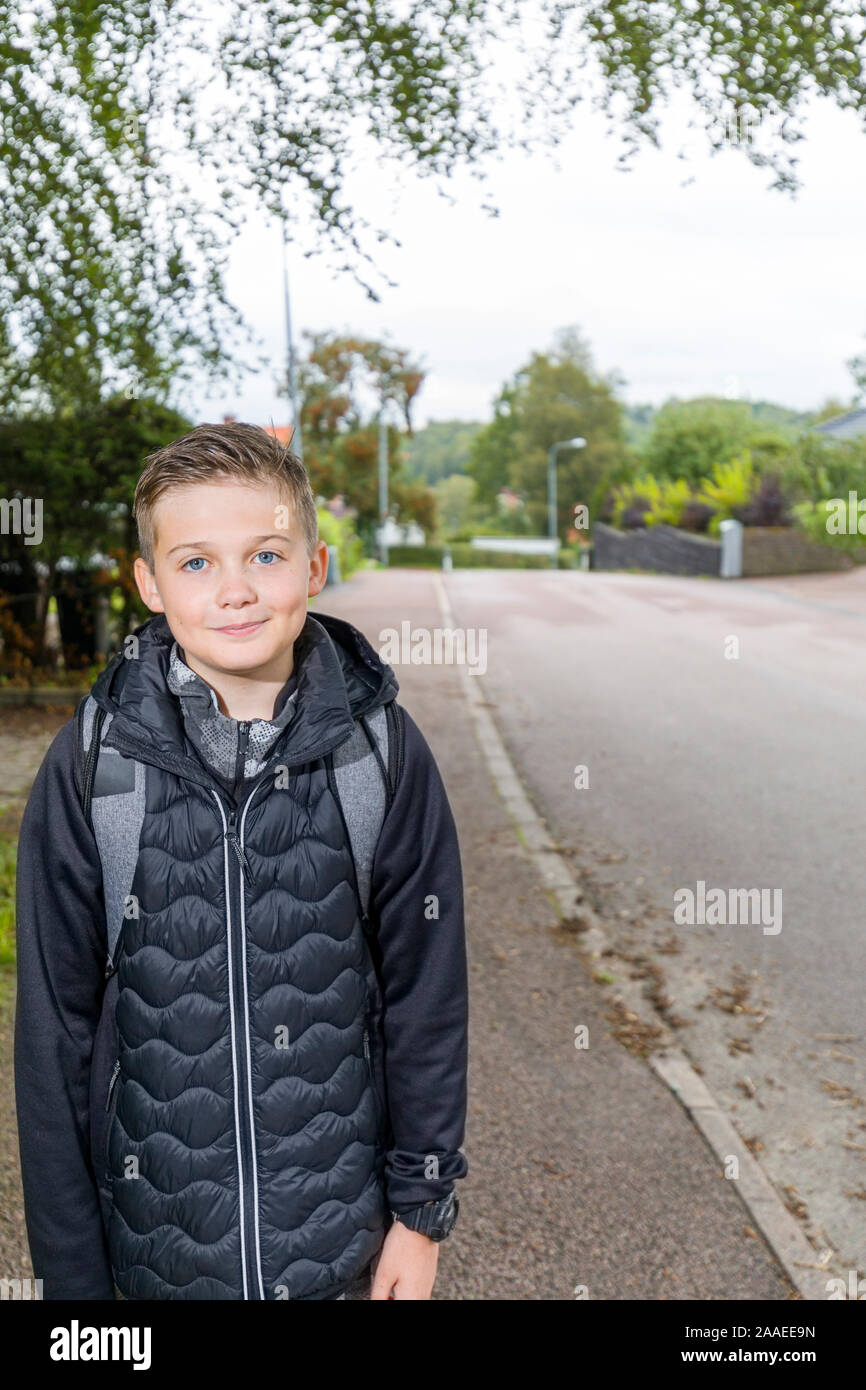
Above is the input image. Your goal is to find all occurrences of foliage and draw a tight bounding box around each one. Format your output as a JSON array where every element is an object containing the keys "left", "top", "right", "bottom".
[
  {"left": 695, "top": 451, "right": 757, "bottom": 535},
  {"left": 646, "top": 477, "right": 692, "bottom": 527},
  {"left": 432, "top": 474, "right": 481, "bottom": 538},
  {"left": 791, "top": 500, "right": 866, "bottom": 561},
  {"left": 315, "top": 506, "right": 364, "bottom": 580},
  {"left": 0, "top": 394, "right": 193, "bottom": 663},
  {"left": 642, "top": 399, "right": 756, "bottom": 485},
  {"left": 608, "top": 474, "right": 692, "bottom": 529},
  {"left": 737, "top": 472, "right": 792, "bottom": 527},
  {"left": 403, "top": 421, "right": 484, "bottom": 485},
  {"left": 5, "top": 1, "right": 866, "bottom": 409},
  {"left": 467, "top": 325, "right": 632, "bottom": 537},
  {"left": 387, "top": 543, "right": 560, "bottom": 568},
  {"left": 0, "top": 831, "right": 15, "bottom": 967},
  {"left": 294, "top": 331, "right": 434, "bottom": 546},
  {"left": 605, "top": 453, "right": 798, "bottom": 537}
]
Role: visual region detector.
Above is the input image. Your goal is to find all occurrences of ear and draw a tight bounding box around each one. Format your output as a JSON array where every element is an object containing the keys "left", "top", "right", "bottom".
[
  {"left": 307, "top": 540, "right": 330, "bottom": 598},
  {"left": 133, "top": 556, "right": 165, "bottom": 614}
]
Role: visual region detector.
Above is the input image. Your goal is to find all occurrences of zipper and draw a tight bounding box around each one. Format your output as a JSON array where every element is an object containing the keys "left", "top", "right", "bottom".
[
  {"left": 234, "top": 721, "right": 250, "bottom": 802},
  {"left": 213, "top": 776, "right": 269, "bottom": 1301},
  {"left": 362, "top": 1025, "right": 384, "bottom": 1131},
  {"left": 105, "top": 1059, "right": 121, "bottom": 1112},
  {"left": 104, "top": 1059, "right": 122, "bottom": 1177}
]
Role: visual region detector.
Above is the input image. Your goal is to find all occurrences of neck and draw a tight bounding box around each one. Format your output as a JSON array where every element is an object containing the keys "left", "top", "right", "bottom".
[{"left": 182, "top": 648, "right": 295, "bottom": 721}]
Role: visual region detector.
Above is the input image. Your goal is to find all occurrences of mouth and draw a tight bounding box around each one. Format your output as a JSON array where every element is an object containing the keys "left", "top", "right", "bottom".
[{"left": 214, "top": 620, "right": 266, "bottom": 636}]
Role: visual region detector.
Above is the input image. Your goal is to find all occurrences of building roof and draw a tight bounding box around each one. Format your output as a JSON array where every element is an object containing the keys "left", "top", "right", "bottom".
[{"left": 812, "top": 407, "right": 866, "bottom": 440}]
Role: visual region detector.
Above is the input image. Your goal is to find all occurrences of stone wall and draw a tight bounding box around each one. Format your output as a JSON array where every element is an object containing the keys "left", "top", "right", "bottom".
[
  {"left": 592, "top": 522, "right": 862, "bottom": 577},
  {"left": 741, "top": 527, "right": 854, "bottom": 576},
  {"left": 591, "top": 522, "right": 721, "bottom": 576}
]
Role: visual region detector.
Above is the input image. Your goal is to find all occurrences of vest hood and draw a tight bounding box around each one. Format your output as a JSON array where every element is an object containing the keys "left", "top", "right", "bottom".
[{"left": 90, "top": 607, "right": 399, "bottom": 789}]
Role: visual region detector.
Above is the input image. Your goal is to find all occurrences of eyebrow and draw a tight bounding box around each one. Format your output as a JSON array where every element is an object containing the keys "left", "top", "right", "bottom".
[{"left": 166, "top": 534, "right": 293, "bottom": 557}]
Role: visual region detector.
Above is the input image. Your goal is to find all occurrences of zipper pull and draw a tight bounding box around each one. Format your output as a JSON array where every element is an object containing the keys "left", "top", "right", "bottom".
[
  {"left": 362, "top": 1028, "right": 370, "bottom": 1062},
  {"left": 105, "top": 1059, "right": 121, "bottom": 1111},
  {"left": 225, "top": 827, "right": 255, "bottom": 886}
]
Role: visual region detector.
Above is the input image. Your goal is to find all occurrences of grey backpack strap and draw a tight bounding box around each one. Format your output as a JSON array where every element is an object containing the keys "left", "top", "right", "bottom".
[
  {"left": 74, "top": 693, "right": 106, "bottom": 830},
  {"left": 324, "top": 700, "right": 404, "bottom": 926},
  {"left": 75, "top": 694, "right": 147, "bottom": 976}
]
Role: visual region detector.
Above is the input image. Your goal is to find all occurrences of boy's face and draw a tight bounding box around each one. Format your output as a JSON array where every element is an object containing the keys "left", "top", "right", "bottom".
[{"left": 132, "top": 478, "right": 328, "bottom": 680}]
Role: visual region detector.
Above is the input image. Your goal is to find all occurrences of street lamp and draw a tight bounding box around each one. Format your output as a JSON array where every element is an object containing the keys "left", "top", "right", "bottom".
[{"left": 548, "top": 436, "right": 586, "bottom": 567}]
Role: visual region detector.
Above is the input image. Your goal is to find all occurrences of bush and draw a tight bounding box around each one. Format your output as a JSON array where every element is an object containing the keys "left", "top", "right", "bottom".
[
  {"left": 609, "top": 473, "right": 692, "bottom": 529},
  {"left": 695, "top": 451, "right": 757, "bottom": 536},
  {"left": 791, "top": 500, "right": 866, "bottom": 561},
  {"left": 737, "top": 472, "right": 792, "bottom": 527},
  {"left": 316, "top": 507, "right": 364, "bottom": 579},
  {"left": 386, "top": 543, "right": 555, "bottom": 569}
]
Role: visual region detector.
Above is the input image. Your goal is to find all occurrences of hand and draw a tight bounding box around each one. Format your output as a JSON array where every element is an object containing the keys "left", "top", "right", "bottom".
[{"left": 369, "top": 1219, "right": 440, "bottom": 1300}]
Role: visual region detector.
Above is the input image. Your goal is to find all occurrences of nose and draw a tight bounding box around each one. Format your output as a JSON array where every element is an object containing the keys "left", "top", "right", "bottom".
[{"left": 213, "top": 564, "right": 259, "bottom": 608}]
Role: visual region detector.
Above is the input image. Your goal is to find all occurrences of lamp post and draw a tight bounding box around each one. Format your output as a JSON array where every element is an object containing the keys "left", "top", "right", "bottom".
[{"left": 547, "top": 436, "right": 586, "bottom": 568}]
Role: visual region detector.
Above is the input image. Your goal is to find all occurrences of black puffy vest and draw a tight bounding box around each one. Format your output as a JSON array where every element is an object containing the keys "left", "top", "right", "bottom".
[{"left": 85, "top": 611, "right": 399, "bottom": 1299}]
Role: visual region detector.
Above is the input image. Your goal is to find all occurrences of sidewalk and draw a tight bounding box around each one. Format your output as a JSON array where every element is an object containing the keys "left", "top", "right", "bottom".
[{"left": 316, "top": 569, "right": 796, "bottom": 1299}]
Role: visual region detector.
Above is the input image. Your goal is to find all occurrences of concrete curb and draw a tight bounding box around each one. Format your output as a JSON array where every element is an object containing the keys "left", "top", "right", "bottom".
[{"left": 433, "top": 573, "right": 840, "bottom": 1302}]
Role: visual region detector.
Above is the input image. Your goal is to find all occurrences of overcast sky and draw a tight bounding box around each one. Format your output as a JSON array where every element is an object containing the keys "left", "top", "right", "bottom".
[{"left": 189, "top": 74, "right": 866, "bottom": 433}]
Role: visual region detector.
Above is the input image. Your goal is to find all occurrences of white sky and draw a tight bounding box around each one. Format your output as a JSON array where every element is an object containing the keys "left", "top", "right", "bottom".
[{"left": 188, "top": 76, "right": 866, "bottom": 432}]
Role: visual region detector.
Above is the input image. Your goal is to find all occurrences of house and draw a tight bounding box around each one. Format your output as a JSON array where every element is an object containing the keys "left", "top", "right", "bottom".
[
  {"left": 811, "top": 407, "right": 866, "bottom": 441},
  {"left": 496, "top": 487, "right": 525, "bottom": 512},
  {"left": 376, "top": 516, "right": 425, "bottom": 548},
  {"left": 220, "top": 415, "right": 297, "bottom": 448}
]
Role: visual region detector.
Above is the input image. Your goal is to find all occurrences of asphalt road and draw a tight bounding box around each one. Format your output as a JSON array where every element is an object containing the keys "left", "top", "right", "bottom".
[
  {"left": 319, "top": 568, "right": 807, "bottom": 1299},
  {"left": 430, "top": 563, "right": 866, "bottom": 1277}
]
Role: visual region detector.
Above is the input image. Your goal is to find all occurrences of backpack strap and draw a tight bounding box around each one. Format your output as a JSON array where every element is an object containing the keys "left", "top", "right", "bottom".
[
  {"left": 382, "top": 701, "right": 404, "bottom": 802},
  {"left": 73, "top": 693, "right": 106, "bottom": 832},
  {"left": 324, "top": 699, "right": 405, "bottom": 927}
]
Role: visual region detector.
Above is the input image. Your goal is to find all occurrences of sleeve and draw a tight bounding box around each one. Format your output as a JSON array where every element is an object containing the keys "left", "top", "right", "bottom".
[
  {"left": 13, "top": 717, "right": 116, "bottom": 1299},
  {"left": 368, "top": 703, "right": 469, "bottom": 1214}
]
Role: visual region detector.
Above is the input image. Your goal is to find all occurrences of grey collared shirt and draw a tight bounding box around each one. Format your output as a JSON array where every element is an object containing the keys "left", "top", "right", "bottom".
[{"left": 165, "top": 639, "right": 299, "bottom": 798}]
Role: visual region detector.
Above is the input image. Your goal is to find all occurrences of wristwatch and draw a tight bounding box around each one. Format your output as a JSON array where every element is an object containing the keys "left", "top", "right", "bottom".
[{"left": 390, "top": 1189, "right": 459, "bottom": 1241}]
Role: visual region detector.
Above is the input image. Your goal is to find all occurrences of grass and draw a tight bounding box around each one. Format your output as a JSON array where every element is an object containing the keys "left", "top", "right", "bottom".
[{"left": 0, "top": 820, "right": 16, "bottom": 969}]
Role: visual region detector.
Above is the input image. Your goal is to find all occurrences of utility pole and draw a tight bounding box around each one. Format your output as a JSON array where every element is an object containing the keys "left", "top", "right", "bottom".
[
  {"left": 282, "top": 221, "right": 303, "bottom": 463},
  {"left": 378, "top": 403, "right": 389, "bottom": 567}
]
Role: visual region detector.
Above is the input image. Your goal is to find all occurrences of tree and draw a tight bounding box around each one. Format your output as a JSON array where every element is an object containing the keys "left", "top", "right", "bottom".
[
  {"left": 403, "top": 421, "right": 485, "bottom": 486},
  {"left": 469, "top": 326, "right": 631, "bottom": 537},
  {"left": 0, "top": 395, "right": 192, "bottom": 667},
  {"left": 466, "top": 383, "right": 522, "bottom": 511},
  {"left": 642, "top": 398, "right": 798, "bottom": 485},
  {"left": 291, "top": 330, "right": 434, "bottom": 545},
  {"left": 5, "top": 1, "right": 866, "bottom": 411},
  {"left": 642, "top": 399, "right": 756, "bottom": 485},
  {"left": 433, "top": 474, "right": 481, "bottom": 538}
]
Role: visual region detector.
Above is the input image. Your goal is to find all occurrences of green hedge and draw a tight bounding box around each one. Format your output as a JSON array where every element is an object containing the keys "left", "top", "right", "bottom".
[{"left": 387, "top": 544, "right": 582, "bottom": 569}]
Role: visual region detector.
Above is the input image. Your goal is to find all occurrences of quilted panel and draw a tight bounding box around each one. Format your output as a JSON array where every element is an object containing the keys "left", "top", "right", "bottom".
[{"left": 106, "top": 760, "right": 386, "bottom": 1300}]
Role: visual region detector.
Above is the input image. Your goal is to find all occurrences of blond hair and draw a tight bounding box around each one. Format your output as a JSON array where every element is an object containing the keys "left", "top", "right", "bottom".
[{"left": 133, "top": 422, "right": 317, "bottom": 570}]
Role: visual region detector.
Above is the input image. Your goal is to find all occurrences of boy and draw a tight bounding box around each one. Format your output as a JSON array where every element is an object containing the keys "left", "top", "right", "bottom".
[{"left": 13, "top": 421, "right": 469, "bottom": 1301}]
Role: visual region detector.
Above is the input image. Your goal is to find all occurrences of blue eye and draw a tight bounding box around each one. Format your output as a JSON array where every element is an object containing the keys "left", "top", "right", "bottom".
[
  {"left": 255, "top": 551, "right": 280, "bottom": 565},
  {"left": 182, "top": 557, "right": 207, "bottom": 572}
]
